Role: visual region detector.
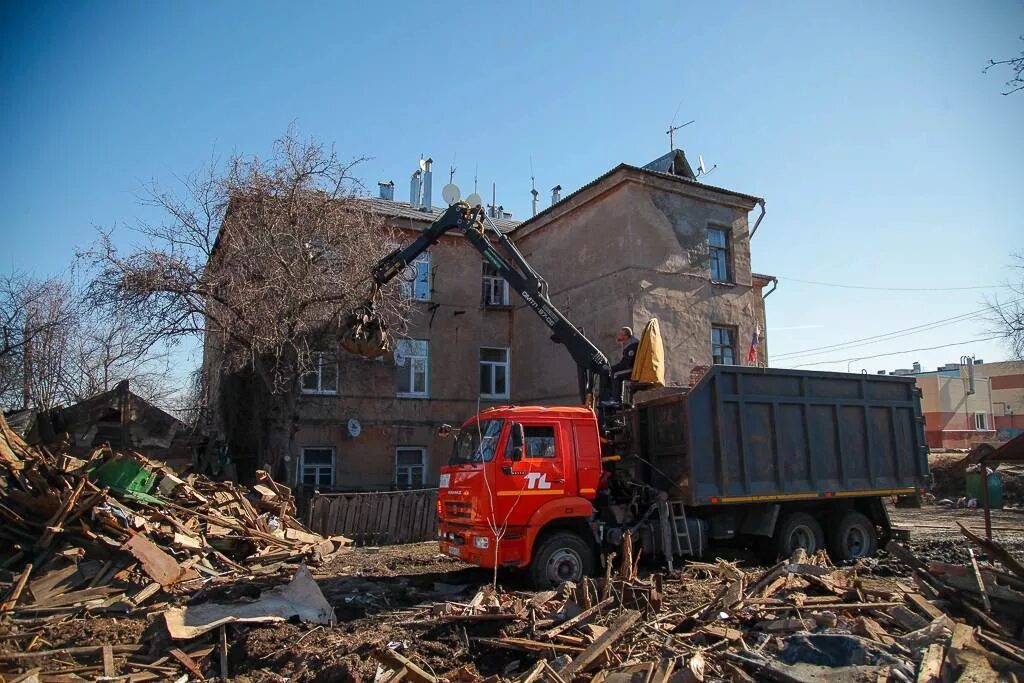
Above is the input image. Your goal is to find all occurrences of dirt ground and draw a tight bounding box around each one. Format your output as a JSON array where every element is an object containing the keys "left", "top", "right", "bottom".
[{"left": 9, "top": 501, "right": 1024, "bottom": 682}]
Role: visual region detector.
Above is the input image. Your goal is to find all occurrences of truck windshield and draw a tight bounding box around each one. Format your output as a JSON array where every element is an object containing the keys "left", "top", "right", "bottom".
[{"left": 450, "top": 419, "right": 504, "bottom": 464}]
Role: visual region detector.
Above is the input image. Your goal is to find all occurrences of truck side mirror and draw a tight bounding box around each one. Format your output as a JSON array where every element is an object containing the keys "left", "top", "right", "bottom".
[{"left": 510, "top": 423, "right": 525, "bottom": 461}]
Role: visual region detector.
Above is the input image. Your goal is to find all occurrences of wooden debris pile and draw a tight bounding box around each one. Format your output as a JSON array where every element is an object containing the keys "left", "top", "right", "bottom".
[
  {"left": 0, "top": 410, "right": 349, "bottom": 620},
  {"left": 377, "top": 533, "right": 1024, "bottom": 683}
]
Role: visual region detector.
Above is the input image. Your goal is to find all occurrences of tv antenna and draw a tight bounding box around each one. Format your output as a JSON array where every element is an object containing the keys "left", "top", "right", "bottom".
[
  {"left": 449, "top": 152, "right": 456, "bottom": 184},
  {"left": 667, "top": 119, "right": 694, "bottom": 152}
]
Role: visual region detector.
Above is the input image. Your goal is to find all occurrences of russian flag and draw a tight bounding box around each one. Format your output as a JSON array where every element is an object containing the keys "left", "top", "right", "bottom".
[{"left": 747, "top": 324, "right": 761, "bottom": 365}]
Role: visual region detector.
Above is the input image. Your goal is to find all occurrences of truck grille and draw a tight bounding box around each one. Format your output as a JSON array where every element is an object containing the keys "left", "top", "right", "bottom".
[{"left": 444, "top": 501, "right": 472, "bottom": 520}]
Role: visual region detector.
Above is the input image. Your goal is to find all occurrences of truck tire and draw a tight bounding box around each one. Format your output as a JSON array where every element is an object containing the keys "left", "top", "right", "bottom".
[
  {"left": 529, "top": 532, "right": 595, "bottom": 589},
  {"left": 774, "top": 512, "right": 825, "bottom": 558},
  {"left": 828, "top": 511, "right": 878, "bottom": 562}
]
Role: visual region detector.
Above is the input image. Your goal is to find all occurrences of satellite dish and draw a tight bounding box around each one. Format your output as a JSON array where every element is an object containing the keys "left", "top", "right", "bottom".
[
  {"left": 347, "top": 418, "right": 362, "bottom": 438},
  {"left": 418, "top": 158, "right": 428, "bottom": 171},
  {"left": 466, "top": 192, "right": 483, "bottom": 208},
  {"left": 698, "top": 155, "right": 706, "bottom": 175},
  {"left": 442, "top": 183, "right": 461, "bottom": 205}
]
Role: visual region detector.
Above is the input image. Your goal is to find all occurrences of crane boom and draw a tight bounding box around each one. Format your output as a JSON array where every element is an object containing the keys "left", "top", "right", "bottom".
[{"left": 345, "top": 202, "right": 611, "bottom": 405}]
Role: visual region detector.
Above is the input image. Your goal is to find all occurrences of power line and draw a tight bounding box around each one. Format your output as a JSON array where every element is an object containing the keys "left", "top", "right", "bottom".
[
  {"left": 777, "top": 276, "right": 1000, "bottom": 292},
  {"left": 789, "top": 335, "right": 1005, "bottom": 369},
  {"left": 772, "top": 297, "right": 1023, "bottom": 361}
]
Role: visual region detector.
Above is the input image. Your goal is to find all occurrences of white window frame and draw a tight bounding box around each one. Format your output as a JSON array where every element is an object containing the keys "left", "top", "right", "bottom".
[
  {"left": 301, "top": 351, "right": 339, "bottom": 395},
  {"left": 480, "top": 346, "right": 511, "bottom": 399},
  {"left": 395, "top": 446, "right": 426, "bottom": 488},
  {"left": 975, "top": 412, "right": 989, "bottom": 431},
  {"left": 399, "top": 252, "right": 431, "bottom": 302},
  {"left": 481, "top": 262, "right": 510, "bottom": 306},
  {"left": 395, "top": 339, "right": 429, "bottom": 398},
  {"left": 300, "top": 447, "right": 335, "bottom": 487}
]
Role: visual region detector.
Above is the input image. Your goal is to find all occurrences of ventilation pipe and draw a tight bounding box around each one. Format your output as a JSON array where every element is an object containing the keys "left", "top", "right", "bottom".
[
  {"left": 531, "top": 188, "right": 539, "bottom": 217},
  {"left": 551, "top": 185, "right": 562, "bottom": 205},
  {"left": 410, "top": 170, "right": 422, "bottom": 208},
  {"left": 421, "top": 158, "right": 433, "bottom": 211},
  {"left": 378, "top": 180, "right": 394, "bottom": 200}
]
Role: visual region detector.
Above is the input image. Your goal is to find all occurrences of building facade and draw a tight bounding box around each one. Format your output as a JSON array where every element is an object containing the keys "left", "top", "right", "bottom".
[
  {"left": 206, "top": 151, "right": 772, "bottom": 491},
  {"left": 971, "top": 360, "right": 1024, "bottom": 440}
]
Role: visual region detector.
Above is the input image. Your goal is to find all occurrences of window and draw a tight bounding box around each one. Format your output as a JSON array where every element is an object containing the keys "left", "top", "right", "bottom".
[
  {"left": 711, "top": 326, "right": 736, "bottom": 365},
  {"left": 395, "top": 339, "right": 429, "bottom": 397},
  {"left": 481, "top": 262, "right": 510, "bottom": 306},
  {"left": 395, "top": 447, "right": 426, "bottom": 488},
  {"left": 399, "top": 253, "right": 431, "bottom": 301},
  {"left": 300, "top": 448, "right": 334, "bottom": 487},
  {"left": 301, "top": 351, "right": 338, "bottom": 394},
  {"left": 480, "top": 347, "right": 510, "bottom": 398},
  {"left": 505, "top": 425, "right": 557, "bottom": 459},
  {"left": 975, "top": 412, "right": 989, "bottom": 430},
  {"left": 450, "top": 419, "right": 503, "bottom": 464},
  {"left": 708, "top": 227, "right": 731, "bottom": 282}
]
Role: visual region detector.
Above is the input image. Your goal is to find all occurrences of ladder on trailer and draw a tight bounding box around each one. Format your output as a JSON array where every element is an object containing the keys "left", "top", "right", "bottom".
[{"left": 657, "top": 500, "right": 694, "bottom": 572}]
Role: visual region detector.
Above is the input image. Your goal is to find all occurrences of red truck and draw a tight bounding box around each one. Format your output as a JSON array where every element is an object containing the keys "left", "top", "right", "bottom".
[{"left": 343, "top": 203, "right": 930, "bottom": 587}]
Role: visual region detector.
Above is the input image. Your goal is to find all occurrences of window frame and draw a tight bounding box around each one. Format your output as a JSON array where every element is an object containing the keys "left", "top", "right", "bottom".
[
  {"left": 300, "top": 447, "right": 335, "bottom": 488},
  {"left": 481, "top": 261, "right": 510, "bottom": 307},
  {"left": 505, "top": 424, "right": 558, "bottom": 460},
  {"left": 711, "top": 325, "right": 737, "bottom": 366},
  {"left": 301, "top": 351, "right": 339, "bottom": 395},
  {"left": 395, "top": 446, "right": 427, "bottom": 488},
  {"left": 974, "top": 412, "right": 989, "bottom": 431},
  {"left": 479, "top": 346, "right": 511, "bottom": 399},
  {"left": 707, "top": 226, "right": 732, "bottom": 283},
  {"left": 395, "top": 338, "right": 430, "bottom": 398}
]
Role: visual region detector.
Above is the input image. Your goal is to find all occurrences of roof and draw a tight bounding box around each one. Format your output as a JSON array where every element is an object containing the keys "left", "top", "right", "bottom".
[
  {"left": 364, "top": 196, "right": 521, "bottom": 234},
  {"left": 510, "top": 163, "right": 763, "bottom": 234}
]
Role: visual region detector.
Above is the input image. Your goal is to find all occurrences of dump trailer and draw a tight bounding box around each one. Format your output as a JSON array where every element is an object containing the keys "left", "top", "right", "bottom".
[{"left": 438, "top": 365, "right": 930, "bottom": 587}]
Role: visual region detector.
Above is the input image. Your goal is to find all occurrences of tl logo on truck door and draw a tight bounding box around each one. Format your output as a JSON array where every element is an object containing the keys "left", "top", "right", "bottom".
[{"left": 525, "top": 473, "right": 552, "bottom": 490}]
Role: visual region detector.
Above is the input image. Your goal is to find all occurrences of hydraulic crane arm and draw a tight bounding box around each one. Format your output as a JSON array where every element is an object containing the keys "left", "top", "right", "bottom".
[{"left": 345, "top": 202, "right": 611, "bottom": 405}]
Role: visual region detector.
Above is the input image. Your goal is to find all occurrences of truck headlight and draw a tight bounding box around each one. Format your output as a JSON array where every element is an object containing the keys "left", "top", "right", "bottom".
[{"left": 473, "top": 536, "right": 490, "bottom": 549}]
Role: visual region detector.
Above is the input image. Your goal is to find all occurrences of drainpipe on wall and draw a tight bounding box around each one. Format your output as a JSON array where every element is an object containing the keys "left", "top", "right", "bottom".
[
  {"left": 762, "top": 276, "right": 778, "bottom": 299},
  {"left": 749, "top": 199, "right": 767, "bottom": 239}
]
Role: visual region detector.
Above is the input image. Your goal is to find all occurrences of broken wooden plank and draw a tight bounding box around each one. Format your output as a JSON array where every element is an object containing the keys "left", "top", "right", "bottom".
[
  {"left": 102, "top": 645, "right": 115, "bottom": 678},
  {"left": 558, "top": 610, "right": 641, "bottom": 678},
  {"left": 969, "top": 548, "right": 993, "bottom": 613},
  {"left": 475, "top": 637, "right": 583, "bottom": 655},
  {"left": 959, "top": 522, "right": 1024, "bottom": 579},
  {"left": 906, "top": 593, "right": 946, "bottom": 622},
  {"left": 542, "top": 597, "right": 614, "bottom": 639},
  {"left": 372, "top": 646, "right": 438, "bottom": 683},
  {"left": 168, "top": 648, "right": 205, "bottom": 680},
  {"left": 0, "top": 562, "right": 32, "bottom": 612},
  {"left": 916, "top": 643, "right": 944, "bottom": 683},
  {"left": 219, "top": 625, "right": 228, "bottom": 680},
  {"left": 0, "top": 644, "right": 144, "bottom": 660}
]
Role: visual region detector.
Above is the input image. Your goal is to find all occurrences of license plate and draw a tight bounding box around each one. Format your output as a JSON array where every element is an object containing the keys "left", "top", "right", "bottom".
[{"left": 448, "top": 545, "right": 461, "bottom": 558}]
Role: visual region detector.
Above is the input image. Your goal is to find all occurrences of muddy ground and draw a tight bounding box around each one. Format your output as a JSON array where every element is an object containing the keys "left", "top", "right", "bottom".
[{"left": 8, "top": 501, "right": 1024, "bottom": 682}]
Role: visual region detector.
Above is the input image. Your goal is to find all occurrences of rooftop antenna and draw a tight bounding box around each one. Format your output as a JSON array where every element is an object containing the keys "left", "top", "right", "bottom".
[
  {"left": 696, "top": 153, "right": 717, "bottom": 178},
  {"left": 449, "top": 153, "right": 456, "bottom": 184},
  {"left": 473, "top": 163, "right": 478, "bottom": 194},
  {"left": 530, "top": 156, "right": 539, "bottom": 217},
  {"left": 667, "top": 119, "right": 695, "bottom": 152}
]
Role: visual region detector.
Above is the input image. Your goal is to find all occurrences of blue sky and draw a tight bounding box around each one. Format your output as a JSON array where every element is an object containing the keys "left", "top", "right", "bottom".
[{"left": 2, "top": 1, "right": 1022, "bottom": 378}]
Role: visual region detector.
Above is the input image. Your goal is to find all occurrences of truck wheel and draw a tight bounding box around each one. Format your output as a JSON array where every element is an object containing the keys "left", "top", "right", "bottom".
[
  {"left": 529, "top": 532, "right": 595, "bottom": 589},
  {"left": 774, "top": 512, "right": 824, "bottom": 558},
  {"left": 828, "top": 512, "right": 878, "bottom": 562}
]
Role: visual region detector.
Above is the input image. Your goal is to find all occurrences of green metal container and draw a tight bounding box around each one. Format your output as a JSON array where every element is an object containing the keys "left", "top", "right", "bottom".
[
  {"left": 966, "top": 470, "right": 1003, "bottom": 509},
  {"left": 91, "top": 457, "right": 157, "bottom": 498}
]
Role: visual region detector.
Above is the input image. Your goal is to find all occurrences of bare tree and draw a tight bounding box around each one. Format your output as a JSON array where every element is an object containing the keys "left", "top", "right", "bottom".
[
  {"left": 985, "top": 35, "right": 1024, "bottom": 95},
  {"left": 989, "top": 253, "right": 1024, "bottom": 361},
  {"left": 0, "top": 271, "right": 180, "bottom": 413},
  {"left": 84, "top": 129, "right": 406, "bottom": 480}
]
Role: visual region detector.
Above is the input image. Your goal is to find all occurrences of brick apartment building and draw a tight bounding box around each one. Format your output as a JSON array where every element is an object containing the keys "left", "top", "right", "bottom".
[{"left": 205, "top": 149, "right": 773, "bottom": 490}]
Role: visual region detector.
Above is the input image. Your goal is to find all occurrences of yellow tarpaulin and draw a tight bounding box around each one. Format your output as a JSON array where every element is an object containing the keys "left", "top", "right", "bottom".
[{"left": 631, "top": 318, "right": 665, "bottom": 387}]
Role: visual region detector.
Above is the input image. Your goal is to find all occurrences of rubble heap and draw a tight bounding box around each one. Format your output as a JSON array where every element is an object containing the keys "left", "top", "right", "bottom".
[{"left": 0, "top": 412, "right": 349, "bottom": 679}]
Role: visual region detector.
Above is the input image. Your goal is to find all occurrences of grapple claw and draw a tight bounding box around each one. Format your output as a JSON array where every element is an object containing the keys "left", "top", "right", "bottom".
[{"left": 339, "top": 304, "right": 391, "bottom": 358}]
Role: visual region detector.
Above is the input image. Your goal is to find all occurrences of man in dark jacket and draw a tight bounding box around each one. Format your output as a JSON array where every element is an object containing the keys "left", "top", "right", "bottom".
[{"left": 607, "top": 326, "right": 639, "bottom": 403}]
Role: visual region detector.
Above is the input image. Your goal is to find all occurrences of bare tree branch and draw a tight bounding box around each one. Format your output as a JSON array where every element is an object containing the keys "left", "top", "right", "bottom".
[{"left": 984, "top": 35, "right": 1024, "bottom": 96}]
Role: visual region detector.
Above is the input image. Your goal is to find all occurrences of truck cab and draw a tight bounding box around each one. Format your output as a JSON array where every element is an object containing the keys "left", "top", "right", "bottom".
[{"left": 438, "top": 406, "right": 604, "bottom": 585}]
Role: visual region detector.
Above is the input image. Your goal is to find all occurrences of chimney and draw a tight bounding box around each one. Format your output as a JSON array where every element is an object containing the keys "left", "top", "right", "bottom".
[
  {"left": 912, "top": 361, "right": 921, "bottom": 374},
  {"left": 378, "top": 180, "right": 394, "bottom": 201},
  {"left": 410, "top": 169, "right": 422, "bottom": 207},
  {"left": 551, "top": 185, "right": 562, "bottom": 205},
  {"left": 420, "top": 158, "right": 433, "bottom": 211},
  {"left": 531, "top": 188, "right": 539, "bottom": 217}
]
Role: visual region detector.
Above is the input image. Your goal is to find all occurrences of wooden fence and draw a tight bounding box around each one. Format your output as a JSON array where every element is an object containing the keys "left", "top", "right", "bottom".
[{"left": 307, "top": 488, "right": 439, "bottom": 546}]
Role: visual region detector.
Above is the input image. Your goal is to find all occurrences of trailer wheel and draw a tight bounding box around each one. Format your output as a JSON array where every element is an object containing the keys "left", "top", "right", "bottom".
[
  {"left": 529, "top": 532, "right": 595, "bottom": 589},
  {"left": 828, "top": 512, "right": 878, "bottom": 562},
  {"left": 774, "top": 512, "right": 825, "bottom": 558}
]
